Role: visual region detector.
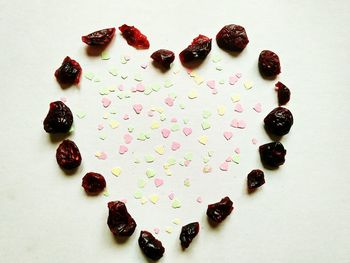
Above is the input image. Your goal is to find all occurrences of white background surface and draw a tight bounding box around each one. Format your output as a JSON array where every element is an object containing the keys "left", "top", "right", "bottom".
[{"left": 1, "top": 0, "right": 350, "bottom": 262}]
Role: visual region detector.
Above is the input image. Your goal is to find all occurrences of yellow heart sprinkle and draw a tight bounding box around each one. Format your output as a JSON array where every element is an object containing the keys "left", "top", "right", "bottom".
[
  {"left": 198, "top": 135, "right": 208, "bottom": 145},
  {"left": 244, "top": 81, "right": 253, "bottom": 90},
  {"left": 231, "top": 94, "right": 240, "bottom": 102},
  {"left": 150, "top": 121, "right": 160, "bottom": 129},
  {"left": 109, "top": 120, "right": 119, "bottom": 129},
  {"left": 188, "top": 90, "right": 198, "bottom": 99},
  {"left": 149, "top": 194, "right": 159, "bottom": 204},
  {"left": 154, "top": 145, "right": 165, "bottom": 155},
  {"left": 111, "top": 167, "right": 121, "bottom": 177},
  {"left": 217, "top": 105, "right": 226, "bottom": 116}
]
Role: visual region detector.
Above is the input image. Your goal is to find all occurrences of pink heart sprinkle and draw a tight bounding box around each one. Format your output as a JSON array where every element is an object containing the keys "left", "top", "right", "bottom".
[
  {"left": 219, "top": 162, "right": 229, "bottom": 171},
  {"left": 212, "top": 88, "right": 218, "bottom": 94},
  {"left": 234, "top": 103, "right": 244, "bottom": 113},
  {"left": 226, "top": 156, "right": 232, "bottom": 162},
  {"left": 123, "top": 114, "right": 129, "bottom": 120},
  {"left": 161, "top": 128, "right": 171, "bottom": 138},
  {"left": 124, "top": 134, "right": 133, "bottom": 144},
  {"left": 119, "top": 145, "right": 128, "bottom": 154},
  {"left": 118, "top": 84, "right": 124, "bottom": 91},
  {"left": 235, "top": 147, "right": 240, "bottom": 154},
  {"left": 238, "top": 120, "right": 246, "bottom": 129},
  {"left": 168, "top": 192, "right": 175, "bottom": 200},
  {"left": 170, "top": 117, "right": 177, "bottom": 123},
  {"left": 154, "top": 178, "right": 164, "bottom": 187},
  {"left": 229, "top": 75, "right": 239, "bottom": 85},
  {"left": 252, "top": 138, "right": 258, "bottom": 145},
  {"left": 154, "top": 228, "right": 160, "bottom": 234},
  {"left": 148, "top": 111, "right": 154, "bottom": 117},
  {"left": 196, "top": 196, "right": 203, "bottom": 203},
  {"left": 164, "top": 97, "right": 174, "bottom": 107},
  {"left": 133, "top": 104, "right": 143, "bottom": 114},
  {"left": 98, "top": 152, "right": 107, "bottom": 160},
  {"left": 231, "top": 119, "right": 239, "bottom": 128},
  {"left": 136, "top": 83, "right": 145, "bottom": 92},
  {"left": 206, "top": 80, "right": 216, "bottom": 89},
  {"left": 184, "top": 160, "right": 191, "bottom": 167},
  {"left": 235, "top": 72, "right": 242, "bottom": 78},
  {"left": 183, "top": 127, "right": 192, "bottom": 136},
  {"left": 141, "top": 63, "right": 148, "bottom": 69},
  {"left": 102, "top": 97, "right": 111, "bottom": 108},
  {"left": 223, "top": 131, "right": 233, "bottom": 140},
  {"left": 253, "top": 103, "right": 262, "bottom": 113},
  {"left": 97, "top": 124, "right": 104, "bottom": 130},
  {"left": 171, "top": 141, "right": 181, "bottom": 151}
]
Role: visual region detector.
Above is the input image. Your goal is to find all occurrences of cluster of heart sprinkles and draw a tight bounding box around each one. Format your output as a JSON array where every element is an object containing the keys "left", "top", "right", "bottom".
[{"left": 44, "top": 24, "right": 293, "bottom": 260}]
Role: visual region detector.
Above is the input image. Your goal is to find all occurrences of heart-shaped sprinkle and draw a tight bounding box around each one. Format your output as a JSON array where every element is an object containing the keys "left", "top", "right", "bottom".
[
  {"left": 154, "top": 228, "right": 160, "bottom": 234},
  {"left": 232, "top": 154, "right": 240, "bottom": 164},
  {"left": 170, "top": 117, "right": 177, "bottom": 123},
  {"left": 165, "top": 97, "right": 174, "bottom": 107},
  {"left": 146, "top": 169, "right": 156, "bottom": 178},
  {"left": 234, "top": 147, "right": 241, "bottom": 154},
  {"left": 217, "top": 105, "right": 226, "bottom": 116},
  {"left": 206, "top": 80, "right": 216, "bottom": 89},
  {"left": 145, "top": 154, "right": 155, "bottom": 163},
  {"left": 244, "top": 81, "right": 253, "bottom": 90},
  {"left": 95, "top": 151, "right": 107, "bottom": 160},
  {"left": 101, "top": 97, "right": 111, "bottom": 108},
  {"left": 183, "top": 127, "right": 192, "bottom": 136},
  {"left": 154, "top": 145, "right": 165, "bottom": 155},
  {"left": 118, "top": 84, "right": 124, "bottom": 91},
  {"left": 109, "top": 120, "right": 119, "bottom": 129},
  {"left": 252, "top": 138, "right": 258, "bottom": 145},
  {"left": 201, "top": 121, "right": 211, "bottom": 130},
  {"left": 196, "top": 196, "right": 203, "bottom": 203},
  {"left": 220, "top": 162, "right": 229, "bottom": 171},
  {"left": 238, "top": 120, "right": 246, "bottom": 129},
  {"left": 154, "top": 178, "right": 164, "bottom": 187},
  {"left": 149, "top": 194, "right": 159, "bottom": 204},
  {"left": 168, "top": 192, "right": 175, "bottom": 200},
  {"left": 172, "top": 199, "right": 181, "bottom": 208},
  {"left": 253, "top": 103, "right": 262, "bottom": 113},
  {"left": 171, "top": 141, "right": 181, "bottom": 151},
  {"left": 150, "top": 120, "right": 160, "bottom": 129},
  {"left": 234, "top": 103, "right": 244, "bottom": 113},
  {"left": 97, "top": 124, "right": 104, "bottom": 130},
  {"left": 161, "top": 128, "right": 171, "bottom": 138},
  {"left": 141, "top": 63, "right": 148, "bottom": 69},
  {"left": 212, "top": 88, "right": 218, "bottom": 94},
  {"left": 231, "top": 94, "right": 240, "bottom": 103},
  {"left": 111, "top": 167, "right": 121, "bottom": 177},
  {"left": 229, "top": 75, "right": 239, "bottom": 85},
  {"left": 188, "top": 90, "right": 198, "bottom": 99},
  {"left": 198, "top": 135, "right": 208, "bottom": 145},
  {"left": 123, "top": 114, "right": 129, "bottom": 120},
  {"left": 123, "top": 133, "right": 133, "bottom": 144},
  {"left": 223, "top": 131, "right": 233, "bottom": 140},
  {"left": 133, "top": 104, "right": 143, "bottom": 114},
  {"left": 119, "top": 145, "right": 128, "bottom": 154}
]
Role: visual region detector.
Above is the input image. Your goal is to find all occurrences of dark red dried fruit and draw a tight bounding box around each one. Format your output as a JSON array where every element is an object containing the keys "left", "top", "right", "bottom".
[
  {"left": 82, "top": 27, "right": 116, "bottom": 46},
  {"left": 258, "top": 50, "right": 281, "bottom": 77},
  {"left": 138, "top": 231, "right": 165, "bottom": 260},
  {"left": 55, "top": 56, "right": 82, "bottom": 85},
  {"left": 119, "top": 24, "right": 150, "bottom": 49},
  {"left": 107, "top": 201, "right": 136, "bottom": 237},
  {"left": 82, "top": 172, "right": 106, "bottom": 195},
  {"left": 276, "top": 82, "right": 291, "bottom": 105},
  {"left": 264, "top": 107, "right": 294, "bottom": 136},
  {"left": 216, "top": 24, "right": 249, "bottom": 51},
  {"left": 179, "top": 35, "right": 212, "bottom": 64},
  {"left": 206, "top": 196, "right": 233, "bottom": 223},
  {"left": 179, "top": 222, "right": 200, "bottom": 249},
  {"left": 43, "top": 101, "right": 73, "bottom": 133},
  {"left": 259, "top": 142, "right": 286, "bottom": 167},
  {"left": 247, "top": 169, "right": 265, "bottom": 190},
  {"left": 151, "top": 49, "right": 175, "bottom": 69},
  {"left": 56, "top": 140, "right": 82, "bottom": 170}
]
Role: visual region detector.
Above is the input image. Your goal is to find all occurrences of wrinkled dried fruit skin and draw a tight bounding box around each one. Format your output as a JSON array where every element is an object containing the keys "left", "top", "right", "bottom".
[
  {"left": 55, "top": 56, "right": 82, "bottom": 85},
  {"left": 82, "top": 172, "right": 106, "bottom": 194},
  {"left": 138, "top": 231, "right": 165, "bottom": 260},
  {"left": 247, "top": 169, "right": 265, "bottom": 190},
  {"left": 179, "top": 35, "right": 212, "bottom": 63},
  {"left": 56, "top": 140, "right": 82, "bottom": 170},
  {"left": 264, "top": 107, "right": 293, "bottom": 136},
  {"left": 216, "top": 24, "right": 249, "bottom": 51},
  {"left": 206, "top": 196, "right": 233, "bottom": 223},
  {"left": 43, "top": 101, "right": 73, "bottom": 133},
  {"left": 259, "top": 142, "right": 286, "bottom": 167},
  {"left": 151, "top": 49, "right": 175, "bottom": 69},
  {"left": 107, "top": 201, "right": 136, "bottom": 237},
  {"left": 259, "top": 50, "right": 281, "bottom": 77},
  {"left": 119, "top": 24, "right": 150, "bottom": 49},
  {"left": 82, "top": 28, "right": 116, "bottom": 46},
  {"left": 180, "top": 222, "right": 200, "bottom": 249},
  {"left": 276, "top": 82, "right": 291, "bottom": 105}
]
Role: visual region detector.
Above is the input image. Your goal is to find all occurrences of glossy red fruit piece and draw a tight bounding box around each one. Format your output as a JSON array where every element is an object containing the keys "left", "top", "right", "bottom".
[
  {"left": 264, "top": 107, "right": 294, "bottom": 136},
  {"left": 56, "top": 140, "right": 82, "bottom": 170},
  {"left": 179, "top": 222, "right": 200, "bottom": 249},
  {"left": 216, "top": 24, "right": 249, "bottom": 51},
  {"left": 138, "top": 231, "right": 165, "bottom": 260},
  {"left": 247, "top": 169, "right": 265, "bottom": 190},
  {"left": 82, "top": 172, "right": 106, "bottom": 195},
  {"left": 258, "top": 50, "right": 281, "bottom": 77},
  {"left": 151, "top": 49, "right": 175, "bottom": 69},
  {"left": 206, "top": 196, "right": 233, "bottom": 223},
  {"left": 259, "top": 142, "right": 286, "bottom": 167},
  {"left": 43, "top": 101, "right": 73, "bottom": 134},
  {"left": 119, "top": 24, "right": 150, "bottom": 49},
  {"left": 179, "top": 35, "right": 212, "bottom": 64},
  {"left": 55, "top": 56, "right": 82, "bottom": 85},
  {"left": 82, "top": 27, "right": 116, "bottom": 46},
  {"left": 275, "top": 81, "right": 291, "bottom": 105},
  {"left": 107, "top": 201, "right": 137, "bottom": 237}
]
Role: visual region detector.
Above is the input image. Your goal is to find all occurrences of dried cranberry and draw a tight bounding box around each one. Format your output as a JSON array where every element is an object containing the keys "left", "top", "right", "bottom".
[
  {"left": 276, "top": 82, "right": 291, "bottom": 105},
  {"left": 56, "top": 140, "right": 82, "bottom": 170},
  {"left": 55, "top": 56, "right": 82, "bottom": 85},
  {"left": 43, "top": 101, "right": 73, "bottom": 133},
  {"left": 259, "top": 142, "right": 286, "bottom": 167},
  {"left": 82, "top": 172, "right": 106, "bottom": 195},
  {"left": 247, "top": 169, "right": 265, "bottom": 190},
  {"left": 119, "top": 24, "right": 150, "bottom": 49},
  {"left": 216, "top": 24, "right": 249, "bottom": 51},
  {"left": 107, "top": 201, "right": 136, "bottom": 237},
  {"left": 206, "top": 196, "right": 233, "bottom": 224},
  {"left": 264, "top": 107, "right": 293, "bottom": 136},
  {"left": 258, "top": 50, "right": 281, "bottom": 77},
  {"left": 151, "top": 49, "right": 175, "bottom": 69},
  {"left": 179, "top": 35, "right": 212, "bottom": 64},
  {"left": 82, "top": 27, "right": 116, "bottom": 46},
  {"left": 138, "top": 231, "right": 165, "bottom": 260},
  {"left": 179, "top": 222, "right": 200, "bottom": 249}
]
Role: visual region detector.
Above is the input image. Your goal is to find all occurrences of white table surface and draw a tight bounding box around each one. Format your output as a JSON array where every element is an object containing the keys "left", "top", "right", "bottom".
[{"left": 1, "top": 0, "right": 349, "bottom": 262}]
